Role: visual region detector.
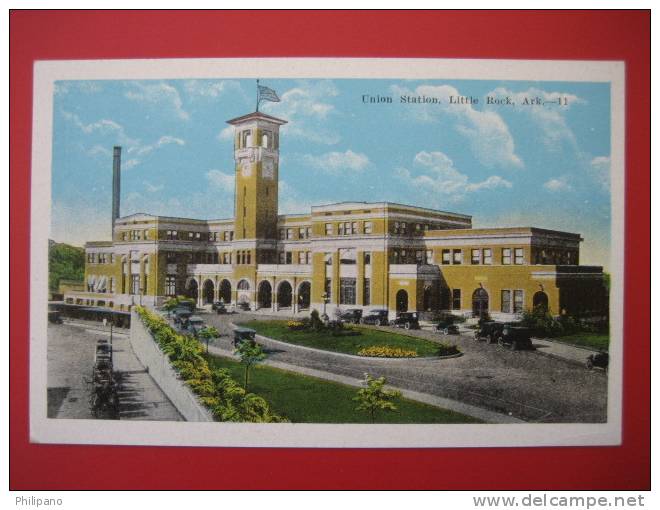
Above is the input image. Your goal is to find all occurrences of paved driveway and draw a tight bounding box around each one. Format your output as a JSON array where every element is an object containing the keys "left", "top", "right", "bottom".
[{"left": 200, "top": 311, "right": 608, "bottom": 423}]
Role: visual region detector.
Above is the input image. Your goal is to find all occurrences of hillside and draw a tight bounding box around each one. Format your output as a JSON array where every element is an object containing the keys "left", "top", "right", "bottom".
[{"left": 49, "top": 241, "right": 85, "bottom": 291}]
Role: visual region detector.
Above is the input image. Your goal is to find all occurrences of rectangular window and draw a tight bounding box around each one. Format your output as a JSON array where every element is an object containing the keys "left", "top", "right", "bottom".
[
  {"left": 306, "top": 227, "right": 312, "bottom": 238},
  {"left": 453, "top": 249, "right": 463, "bottom": 265},
  {"left": 471, "top": 249, "right": 481, "bottom": 265},
  {"left": 285, "top": 252, "right": 292, "bottom": 264},
  {"left": 401, "top": 222, "right": 407, "bottom": 234},
  {"left": 452, "top": 289, "right": 461, "bottom": 310},
  {"left": 514, "top": 248, "right": 524, "bottom": 265},
  {"left": 501, "top": 290, "right": 512, "bottom": 313},
  {"left": 188, "top": 232, "right": 194, "bottom": 240},
  {"left": 394, "top": 221, "right": 400, "bottom": 234},
  {"left": 165, "top": 276, "right": 176, "bottom": 296},
  {"left": 351, "top": 222, "right": 358, "bottom": 234},
  {"left": 339, "top": 248, "right": 356, "bottom": 265},
  {"left": 415, "top": 250, "right": 424, "bottom": 264},
  {"left": 363, "top": 278, "right": 371, "bottom": 306},
  {"left": 483, "top": 248, "right": 492, "bottom": 265},
  {"left": 325, "top": 223, "right": 333, "bottom": 235},
  {"left": 324, "top": 278, "right": 332, "bottom": 301},
  {"left": 502, "top": 248, "right": 512, "bottom": 265},
  {"left": 144, "top": 229, "right": 149, "bottom": 240},
  {"left": 425, "top": 250, "right": 433, "bottom": 264},
  {"left": 247, "top": 251, "right": 251, "bottom": 265},
  {"left": 415, "top": 223, "right": 422, "bottom": 231},
  {"left": 338, "top": 223, "right": 344, "bottom": 235},
  {"left": 299, "top": 227, "right": 306, "bottom": 239},
  {"left": 339, "top": 278, "right": 356, "bottom": 305},
  {"left": 442, "top": 249, "right": 451, "bottom": 265},
  {"left": 364, "top": 252, "right": 371, "bottom": 265},
  {"left": 286, "top": 228, "right": 293, "bottom": 240},
  {"left": 298, "top": 252, "right": 306, "bottom": 264},
  {"left": 130, "top": 275, "right": 140, "bottom": 295},
  {"left": 364, "top": 221, "right": 373, "bottom": 234},
  {"left": 513, "top": 290, "right": 524, "bottom": 313},
  {"left": 278, "top": 251, "right": 285, "bottom": 264},
  {"left": 306, "top": 251, "right": 312, "bottom": 264}
]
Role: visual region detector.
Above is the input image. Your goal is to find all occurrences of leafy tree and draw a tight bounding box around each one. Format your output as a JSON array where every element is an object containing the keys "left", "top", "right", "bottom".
[
  {"left": 234, "top": 340, "right": 266, "bottom": 392},
  {"left": 163, "top": 297, "right": 180, "bottom": 317},
  {"left": 353, "top": 373, "right": 401, "bottom": 423},
  {"left": 198, "top": 326, "right": 220, "bottom": 354},
  {"left": 48, "top": 241, "right": 85, "bottom": 291}
]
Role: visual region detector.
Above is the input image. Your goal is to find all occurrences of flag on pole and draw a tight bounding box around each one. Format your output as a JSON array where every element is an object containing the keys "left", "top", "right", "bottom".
[{"left": 258, "top": 84, "right": 280, "bottom": 104}]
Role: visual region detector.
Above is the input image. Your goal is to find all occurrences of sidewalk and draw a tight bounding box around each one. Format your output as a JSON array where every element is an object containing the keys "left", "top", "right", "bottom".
[{"left": 531, "top": 337, "right": 594, "bottom": 366}]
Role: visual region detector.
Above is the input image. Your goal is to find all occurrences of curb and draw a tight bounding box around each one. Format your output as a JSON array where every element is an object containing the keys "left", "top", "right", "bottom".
[{"left": 229, "top": 323, "right": 463, "bottom": 362}]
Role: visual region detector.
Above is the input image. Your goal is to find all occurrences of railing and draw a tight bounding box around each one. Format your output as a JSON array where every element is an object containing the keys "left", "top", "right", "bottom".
[
  {"left": 186, "top": 264, "right": 233, "bottom": 274},
  {"left": 257, "top": 264, "right": 313, "bottom": 276}
]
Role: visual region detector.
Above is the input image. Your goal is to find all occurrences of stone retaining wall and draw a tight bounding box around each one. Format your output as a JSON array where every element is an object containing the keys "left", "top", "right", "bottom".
[{"left": 129, "top": 310, "right": 214, "bottom": 422}]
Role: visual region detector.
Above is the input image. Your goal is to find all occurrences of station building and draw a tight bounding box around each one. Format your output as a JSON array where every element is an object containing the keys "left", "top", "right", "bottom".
[{"left": 66, "top": 109, "right": 608, "bottom": 320}]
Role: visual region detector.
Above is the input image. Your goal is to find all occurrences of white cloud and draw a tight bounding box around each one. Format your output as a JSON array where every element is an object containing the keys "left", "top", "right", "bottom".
[
  {"left": 543, "top": 176, "right": 572, "bottom": 192},
  {"left": 301, "top": 150, "right": 370, "bottom": 174},
  {"left": 217, "top": 126, "right": 234, "bottom": 141},
  {"left": 122, "top": 159, "right": 139, "bottom": 170},
  {"left": 262, "top": 80, "right": 341, "bottom": 145},
  {"left": 125, "top": 82, "right": 189, "bottom": 120},
  {"left": 487, "top": 87, "right": 583, "bottom": 151},
  {"left": 129, "top": 135, "right": 185, "bottom": 157},
  {"left": 143, "top": 180, "right": 164, "bottom": 193},
  {"left": 391, "top": 84, "right": 523, "bottom": 169},
  {"left": 55, "top": 81, "right": 102, "bottom": 95},
  {"left": 397, "top": 150, "right": 512, "bottom": 202},
  {"left": 206, "top": 169, "right": 235, "bottom": 192},
  {"left": 87, "top": 145, "right": 111, "bottom": 158},
  {"left": 184, "top": 79, "right": 243, "bottom": 99},
  {"left": 60, "top": 110, "right": 140, "bottom": 147},
  {"left": 589, "top": 156, "right": 611, "bottom": 191}
]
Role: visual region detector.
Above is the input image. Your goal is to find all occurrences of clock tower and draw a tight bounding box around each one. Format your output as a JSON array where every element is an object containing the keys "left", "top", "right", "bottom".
[{"left": 226, "top": 111, "right": 287, "bottom": 241}]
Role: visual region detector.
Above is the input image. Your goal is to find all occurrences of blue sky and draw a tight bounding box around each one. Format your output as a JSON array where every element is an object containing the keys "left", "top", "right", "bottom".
[{"left": 51, "top": 78, "right": 611, "bottom": 268}]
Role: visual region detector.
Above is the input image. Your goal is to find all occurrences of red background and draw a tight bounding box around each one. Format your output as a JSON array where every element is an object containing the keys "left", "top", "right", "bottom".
[{"left": 10, "top": 10, "right": 650, "bottom": 490}]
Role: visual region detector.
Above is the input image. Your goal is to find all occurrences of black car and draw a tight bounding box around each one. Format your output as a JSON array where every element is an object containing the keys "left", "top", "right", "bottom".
[
  {"left": 338, "top": 308, "right": 362, "bottom": 324},
  {"left": 586, "top": 351, "right": 609, "bottom": 371},
  {"left": 476, "top": 321, "right": 504, "bottom": 343},
  {"left": 496, "top": 325, "right": 533, "bottom": 350},
  {"left": 390, "top": 312, "right": 420, "bottom": 330},
  {"left": 173, "top": 307, "right": 193, "bottom": 324},
  {"left": 212, "top": 301, "right": 227, "bottom": 314},
  {"left": 360, "top": 309, "right": 389, "bottom": 326},
  {"left": 435, "top": 321, "right": 460, "bottom": 335}
]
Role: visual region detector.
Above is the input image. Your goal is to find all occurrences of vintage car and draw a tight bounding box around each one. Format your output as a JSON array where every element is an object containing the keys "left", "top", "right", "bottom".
[
  {"left": 390, "top": 312, "right": 420, "bottom": 330},
  {"left": 496, "top": 324, "right": 534, "bottom": 351},
  {"left": 337, "top": 308, "right": 363, "bottom": 324},
  {"left": 212, "top": 301, "right": 228, "bottom": 314},
  {"left": 476, "top": 321, "right": 505, "bottom": 343},
  {"left": 183, "top": 315, "right": 205, "bottom": 334},
  {"left": 233, "top": 327, "right": 257, "bottom": 347},
  {"left": 586, "top": 351, "right": 609, "bottom": 371},
  {"left": 173, "top": 307, "right": 193, "bottom": 324},
  {"left": 435, "top": 321, "right": 460, "bottom": 335},
  {"left": 360, "top": 309, "right": 389, "bottom": 326}
]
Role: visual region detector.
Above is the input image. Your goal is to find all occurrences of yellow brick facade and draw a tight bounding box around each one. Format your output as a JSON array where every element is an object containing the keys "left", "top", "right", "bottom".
[{"left": 68, "top": 110, "right": 607, "bottom": 320}]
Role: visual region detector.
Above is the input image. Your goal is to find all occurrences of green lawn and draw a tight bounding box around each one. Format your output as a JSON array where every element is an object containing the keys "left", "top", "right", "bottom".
[
  {"left": 550, "top": 332, "right": 609, "bottom": 351},
  {"left": 237, "top": 320, "right": 444, "bottom": 357},
  {"left": 208, "top": 355, "right": 481, "bottom": 423}
]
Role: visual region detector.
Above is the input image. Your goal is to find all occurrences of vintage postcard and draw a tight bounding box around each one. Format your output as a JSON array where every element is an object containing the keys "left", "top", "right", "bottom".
[{"left": 30, "top": 58, "right": 624, "bottom": 448}]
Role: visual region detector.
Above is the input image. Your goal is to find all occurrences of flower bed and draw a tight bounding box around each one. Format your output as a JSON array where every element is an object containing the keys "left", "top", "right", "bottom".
[
  {"left": 436, "top": 342, "right": 461, "bottom": 356},
  {"left": 357, "top": 346, "right": 419, "bottom": 358},
  {"left": 135, "top": 306, "right": 285, "bottom": 423}
]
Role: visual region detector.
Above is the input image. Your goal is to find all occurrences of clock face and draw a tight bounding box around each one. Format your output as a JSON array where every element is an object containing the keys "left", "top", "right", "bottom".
[{"left": 263, "top": 159, "right": 274, "bottom": 179}]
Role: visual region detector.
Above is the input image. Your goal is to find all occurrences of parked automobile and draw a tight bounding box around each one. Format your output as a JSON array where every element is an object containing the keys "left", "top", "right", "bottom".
[
  {"left": 390, "top": 312, "right": 420, "bottom": 330},
  {"left": 338, "top": 308, "right": 363, "bottom": 324},
  {"left": 233, "top": 327, "right": 257, "bottom": 347},
  {"left": 586, "top": 351, "right": 609, "bottom": 371},
  {"left": 212, "top": 301, "right": 228, "bottom": 314},
  {"left": 360, "top": 309, "right": 389, "bottom": 326},
  {"left": 237, "top": 301, "right": 251, "bottom": 311},
  {"left": 496, "top": 324, "right": 533, "bottom": 350},
  {"left": 173, "top": 307, "right": 193, "bottom": 324},
  {"left": 476, "top": 321, "right": 504, "bottom": 343},
  {"left": 182, "top": 315, "right": 205, "bottom": 335},
  {"left": 48, "top": 311, "right": 64, "bottom": 324},
  {"left": 435, "top": 321, "right": 460, "bottom": 335}
]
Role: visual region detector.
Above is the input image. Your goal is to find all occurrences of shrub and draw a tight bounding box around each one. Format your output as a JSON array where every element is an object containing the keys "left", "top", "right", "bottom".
[
  {"left": 521, "top": 306, "right": 564, "bottom": 337},
  {"left": 353, "top": 373, "right": 401, "bottom": 423},
  {"left": 436, "top": 342, "right": 460, "bottom": 356},
  {"left": 357, "top": 346, "right": 418, "bottom": 358},
  {"left": 310, "top": 309, "right": 324, "bottom": 331},
  {"left": 134, "top": 306, "right": 286, "bottom": 423}
]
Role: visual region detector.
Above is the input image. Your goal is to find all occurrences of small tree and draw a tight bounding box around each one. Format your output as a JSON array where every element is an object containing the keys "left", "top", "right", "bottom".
[
  {"left": 310, "top": 309, "right": 324, "bottom": 331},
  {"left": 198, "top": 326, "right": 220, "bottom": 354},
  {"left": 163, "top": 297, "right": 180, "bottom": 317},
  {"left": 353, "top": 373, "right": 401, "bottom": 423},
  {"left": 234, "top": 340, "right": 266, "bottom": 392}
]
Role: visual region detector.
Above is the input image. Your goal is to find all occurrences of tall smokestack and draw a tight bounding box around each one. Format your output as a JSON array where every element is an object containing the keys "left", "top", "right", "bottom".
[{"left": 112, "top": 146, "right": 121, "bottom": 232}]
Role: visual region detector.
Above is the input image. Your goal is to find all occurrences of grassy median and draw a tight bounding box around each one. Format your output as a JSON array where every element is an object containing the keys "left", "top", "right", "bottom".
[
  {"left": 207, "top": 355, "right": 481, "bottom": 424},
  {"left": 549, "top": 332, "right": 610, "bottom": 351},
  {"left": 237, "top": 320, "right": 444, "bottom": 357}
]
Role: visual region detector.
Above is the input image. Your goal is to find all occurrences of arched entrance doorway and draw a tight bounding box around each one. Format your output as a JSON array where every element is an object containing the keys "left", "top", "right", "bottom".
[
  {"left": 298, "top": 281, "right": 311, "bottom": 310},
  {"left": 219, "top": 279, "right": 231, "bottom": 303},
  {"left": 533, "top": 291, "right": 549, "bottom": 311},
  {"left": 257, "top": 281, "right": 272, "bottom": 309},
  {"left": 237, "top": 280, "right": 250, "bottom": 307},
  {"left": 185, "top": 279, "right": 198, "bottom": 302},
  {"left": 203, "top": 279, "right": 214, "bottom": 304},
  {"left": 277, "top": 281, "right": 293, "bottom": 309},
  {"left": 472, "top": 288, "right": 489, "bottom": 318},
  {"left": 396, "top": 289, "right": 408, "bottom": 313}
]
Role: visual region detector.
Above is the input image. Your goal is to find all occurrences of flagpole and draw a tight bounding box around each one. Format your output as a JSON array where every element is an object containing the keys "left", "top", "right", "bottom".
[{"left": 256, "top": 79, "right": 260, "bottom": 112}]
